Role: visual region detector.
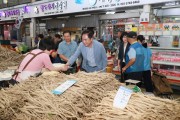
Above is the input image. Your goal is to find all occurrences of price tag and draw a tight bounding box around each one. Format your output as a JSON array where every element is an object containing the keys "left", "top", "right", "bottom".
[
  {"left": 113, "top": 86, "right": 133, "bottom": 109},
  {"left": 52, "top": 80, "right": 77, "bottom": 95}
]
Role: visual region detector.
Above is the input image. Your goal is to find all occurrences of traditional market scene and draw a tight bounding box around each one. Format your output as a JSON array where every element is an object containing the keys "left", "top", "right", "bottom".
[{"left": 0, "top": 0, "right": 180, "bottom": 120}]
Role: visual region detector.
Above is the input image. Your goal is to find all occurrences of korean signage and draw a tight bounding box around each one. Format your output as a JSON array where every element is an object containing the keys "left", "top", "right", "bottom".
[
  {"left": 4, "top": 9, "right": 20, "bottom": 17},
  {"left": 26, "top": 0, "right": 68, "bottom": 17},
  {"left": 0, "top": 6, "right": 30, "bottom": 20},
  {"left": 40, "top": 1, "right": 67, "bottom": 13},
  {"left": 0, "top": 0, "right": 176, "bottom": 21}
]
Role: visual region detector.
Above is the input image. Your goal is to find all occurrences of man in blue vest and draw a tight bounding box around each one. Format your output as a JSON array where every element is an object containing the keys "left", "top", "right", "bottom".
[{"left": 122, "top": 32, "right": 144, "bottom": 81}]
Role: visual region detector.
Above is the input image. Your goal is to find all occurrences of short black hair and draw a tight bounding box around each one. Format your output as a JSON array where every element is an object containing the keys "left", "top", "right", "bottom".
[
  {"left": 63, "top": 31, "right": 71, "bottom": 36},
  {"left": 39, "top": 37, "right": 53, "bottom": 51},
  {"left": 38, "top": 34, "right": 44, "bottom": 39},
  {"left": 82, "top": 30, "right": 94, "bottom": 39},
  {"left": 137, "top": 35, "right": 145, "bottom": 43},
  {"left": 54, "top": 34, "right": 61, "bottom": 39},
  {"left": 120, "top": 32, "right": 128, "bottom": 42}
]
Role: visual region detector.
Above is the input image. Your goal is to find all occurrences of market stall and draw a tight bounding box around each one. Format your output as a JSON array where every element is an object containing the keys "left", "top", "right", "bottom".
[{"left": 0, "top": 71, "right": 179, "bottom": 120}]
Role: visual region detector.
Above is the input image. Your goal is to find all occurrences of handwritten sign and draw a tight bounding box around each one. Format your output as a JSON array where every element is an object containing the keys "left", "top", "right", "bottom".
[{"left": 113, "top": 86, "right": 133, "bottom": 109}]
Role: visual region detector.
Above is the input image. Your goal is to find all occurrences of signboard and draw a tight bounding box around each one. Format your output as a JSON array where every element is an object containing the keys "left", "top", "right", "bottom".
[
  {"left": 125, "top": 24, "right": 132, "bottom": 31},
  {"left": 154, "top": 24, "right": 163, "bottom": 35},
  {"left": 163, "top": 23, "right": 172, "bottom": 35},
  {"left": 139, "top": 23, "right": 180, "bottom": 36},
  {"left": 52, "top": 80, "right": 77, "bottom": 95},
  {"left": 113, "top": 86, "right": 133, "bottom": 109},
  {"left": 3, "top": 9, "right": 20, "bottom": 18},
  {"left": 138, "top": 24, "right": 146, "bottom": 35},
  {"left": 0, "top": 0, "right": 177, "bottom": 21},
  {"left": 146, "top": 24, "right": 154, "bottom": 35},
  {"left": 171, "top": 23, "right": 180, "bottom": 35},
  {"left": 39, "top": 1, "right": 67, "bottom": 15},
  {"left": 0, "top": 7, "right": 29, "bottom": 21},
  {"left": 138, "top": 24, "right": 155, "bottom": 35}
]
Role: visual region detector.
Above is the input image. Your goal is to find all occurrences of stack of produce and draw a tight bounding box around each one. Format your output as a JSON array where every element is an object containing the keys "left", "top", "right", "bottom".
[
  {"left": 0, "top": 46, "right": 24, "bottom": 71},
  {"left": 0, "top": 72, "right": 120, "bottom": 120},
  {"left": 15, "top": 44, "right": 28, "bottom": 53},
  {"left": 1, "top": 71, "right": 179, "bottom": 120},
  {"left": 85, "top": 90, "right": 180, "bottom": 120}
]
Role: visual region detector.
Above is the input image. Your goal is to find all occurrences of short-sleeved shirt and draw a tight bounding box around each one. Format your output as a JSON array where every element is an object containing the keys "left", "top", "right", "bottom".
[
  {"left": 127, "top": 48, "right": 136, "bottom": 59},
  {"left": 86, "top": 45, "right": 96, "bottom": 67},
  {"left": 58, "top": 40, "right": 77, "bottom": 61},
  {"left": 143, "top": 47, "right": 152, "bottom": 70}
]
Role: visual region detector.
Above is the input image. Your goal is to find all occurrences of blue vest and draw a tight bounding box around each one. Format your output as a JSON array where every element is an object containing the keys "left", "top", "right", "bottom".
[
  {"left": 125, "top": 42, "right": 144, "bottom": 73},
  {"left": 143, "top": 47, "right": 152, "bottom": 71}
]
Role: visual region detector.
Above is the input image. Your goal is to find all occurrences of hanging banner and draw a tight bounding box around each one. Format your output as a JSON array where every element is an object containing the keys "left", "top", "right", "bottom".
[
  {"left": 171, "top": 23, "right": 180, "bottom": 35},
  {"left": 163, "top": 23, "right": 172, "bottom": 35},
  {"left": 154, "top": 24, "right": 163, "bottom": 35},
  {"left": 138, "top": 24, "right": 146, "bottom": 35},
  {"left": 146, "top": 24, "right": 154, "bottom": 35}
]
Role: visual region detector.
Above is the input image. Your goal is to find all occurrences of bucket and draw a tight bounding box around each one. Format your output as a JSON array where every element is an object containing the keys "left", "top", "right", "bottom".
[{"left": 106, "top": 66, "right": 113, "bottom": 73}]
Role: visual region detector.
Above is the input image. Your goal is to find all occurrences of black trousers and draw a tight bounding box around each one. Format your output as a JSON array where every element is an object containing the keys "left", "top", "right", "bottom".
[
  {"left": 143, "top": 70, "right": 153, "bottom": 92},
  {"left": 0, "top": 79, "right": 19, "bottom": 89},
  {"left": 120, "top": 62, "right": 128, "bottom": 82},
  {"left": 126, "top": 72, "right": 143, "bottom": 81},
  {"left": 126, "top": 72, "right": 143, "bottom": 87}
]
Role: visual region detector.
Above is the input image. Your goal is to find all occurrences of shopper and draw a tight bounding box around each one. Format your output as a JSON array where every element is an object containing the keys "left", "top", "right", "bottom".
[
  {"left": 137, "top": 35, "right": 154, "bottom": 92},
  {"left": 122, "top": 32, "right": 144, "bottom": 81},
  {"left": 37, "top": 34, "right": 44, "bottom": 48},
  {"left": 12, "top": 38, "right": 68, "bottom": 83},
  {"left": 118, "top": 32, "right": 130, "bottom": 82},
  {"left": 66, "top": 30, "right": 107, "bottom": 72},
  {"left": 54, "top": 34, "right": 62, "bottom": 46},
  {"left": 58, "top": 31, "right": 78, "bottom": 73},
  {"left": 50, "top": 34, "right": 62, "bottom": 63}
]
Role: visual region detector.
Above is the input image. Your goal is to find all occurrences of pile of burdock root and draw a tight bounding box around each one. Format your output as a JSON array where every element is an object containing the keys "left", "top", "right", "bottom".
[
  {"left": 0, "top": 71, "right": 179, "bottom": 120},
  {"left": 0, "top": 46, "right": 24, "bottom": 71}
]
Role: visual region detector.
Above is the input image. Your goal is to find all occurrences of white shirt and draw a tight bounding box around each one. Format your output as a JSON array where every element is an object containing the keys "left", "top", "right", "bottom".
[
  {"left": 123, "top": 43, "right": 128, "bottom": 62},
  {"left": 16, "top": 70, "right": 41, "bottom": 82},
  {"left": 37, "top": 40, "right": 40, "bottom": 48}
]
